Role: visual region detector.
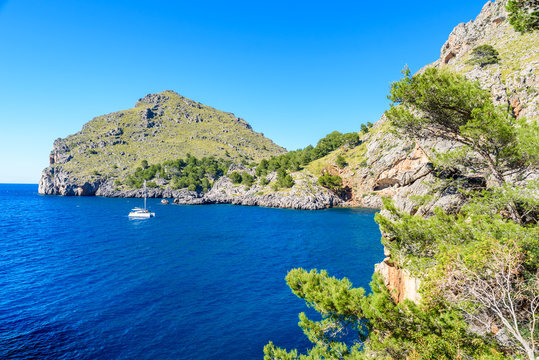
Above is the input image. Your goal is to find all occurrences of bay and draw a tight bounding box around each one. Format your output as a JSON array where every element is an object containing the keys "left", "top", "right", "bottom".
[{"left": 0, "top": 184, "right": 383, "bottom": 359}]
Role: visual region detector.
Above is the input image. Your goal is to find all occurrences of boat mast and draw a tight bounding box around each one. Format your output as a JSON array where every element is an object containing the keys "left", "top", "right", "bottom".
[{"left": 144, "top": 180, "right": 147, "bottom": 210}]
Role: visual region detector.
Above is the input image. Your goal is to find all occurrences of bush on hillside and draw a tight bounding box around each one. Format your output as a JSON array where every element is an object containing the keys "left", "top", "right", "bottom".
[
  {"left": 507, "top": 0, "right": 539, "bottom": 33},
  {"left": 467, "top": 45, "right": 500, "bottom": 67}
]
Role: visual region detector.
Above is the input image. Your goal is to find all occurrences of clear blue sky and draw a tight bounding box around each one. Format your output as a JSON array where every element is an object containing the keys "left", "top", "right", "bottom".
[{"left": 0, "top": 0, "right": 489, "bottom": 183}]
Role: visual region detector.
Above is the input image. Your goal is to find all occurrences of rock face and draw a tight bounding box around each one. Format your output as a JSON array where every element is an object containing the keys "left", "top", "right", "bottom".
[
  {"left": 329, "top": 0, "right": 538, "bottom": 303},
  {"left": 199, "top": 170, "right": 340, "bottom": 210},
  {"left": 168, "top": 164, "right": 341, "bottom": 210},
  {"left": 38, "top": 90, "right": 286, "bottom": 197},
  {"left": 336, "top": 0, "right": 538, "bottom": 218},
  {"left": 375, "top": 250, "right": 422, "bottom": 304}
]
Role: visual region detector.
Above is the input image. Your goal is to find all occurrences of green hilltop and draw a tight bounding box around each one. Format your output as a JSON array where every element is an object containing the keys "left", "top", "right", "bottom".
[{"left": 48, "top": 90, "right": 286, "bottom": 182}]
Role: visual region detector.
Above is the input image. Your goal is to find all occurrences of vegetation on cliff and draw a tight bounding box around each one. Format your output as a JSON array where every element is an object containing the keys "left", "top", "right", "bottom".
[
  {"left": 467, "top": 45, "right": 500, "bottom": 67},
  {"left": 125, "top": 154, "right": 231, "bottom": 192},
  {"left": 506, "top": 0, "right": 539, "bottom": 33},
  {"left": 266, "top": 62, "right": 538, "bottom": 359},
  {"left": 387, "top": 66, "right": 538, "bottom": 222},
  {"left": 253, "top": 131, "right": 360, "bottom": 177}
]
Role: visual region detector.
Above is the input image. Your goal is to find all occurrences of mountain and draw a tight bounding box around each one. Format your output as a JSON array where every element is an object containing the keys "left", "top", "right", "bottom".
[{"left": 39, "top": 90, "right": 285, "bottom": 195}]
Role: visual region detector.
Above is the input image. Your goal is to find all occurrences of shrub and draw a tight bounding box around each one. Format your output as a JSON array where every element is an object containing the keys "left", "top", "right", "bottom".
[
  {"left": 276, "top": 169, "right": 295, "bottom": 189},
  {"left": 507, "top": 0, "right": 539, "bottom": 33},
  {"left": 241, "top": 173, "right": 255, "bottom": 186},
  {"left": 467, "top": 45, "right": 500, "bottom": 67},
  {"left": 260, "top": 176, "right": 269, "bottom": 186},
  {"left": 336, "top": 155, "right": 348, "bottom": 168},
  {"left": 229, "top": 171, "right": 242, "bottom": 184},
  {"left": 318, "top": 173, "right": 343, "bottom": 191}
]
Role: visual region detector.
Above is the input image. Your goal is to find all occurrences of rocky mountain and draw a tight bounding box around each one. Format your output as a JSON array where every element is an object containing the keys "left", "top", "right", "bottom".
[{"left": 39, "top": 91, "right": 285, "bottom": 196}]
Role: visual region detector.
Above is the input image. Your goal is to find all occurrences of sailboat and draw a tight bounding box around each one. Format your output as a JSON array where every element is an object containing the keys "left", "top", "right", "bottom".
[{"left": 128, "top": 180, "right": 155, "bottom": 218}]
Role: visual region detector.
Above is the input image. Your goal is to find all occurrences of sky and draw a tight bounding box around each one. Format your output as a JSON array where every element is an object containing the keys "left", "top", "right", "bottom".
[{"left": 0, "top": 0, "right": 490, "bottom": 183}]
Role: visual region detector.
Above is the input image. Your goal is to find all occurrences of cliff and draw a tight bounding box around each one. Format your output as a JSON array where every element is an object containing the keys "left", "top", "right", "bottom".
[
  {"left": 307, "top": 0, "right": 537, "bottom": 214},
  {"left": 316, "top": 0, "right": 538, "bottom": 303}
]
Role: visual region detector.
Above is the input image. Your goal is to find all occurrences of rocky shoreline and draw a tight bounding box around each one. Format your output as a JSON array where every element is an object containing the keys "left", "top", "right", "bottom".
[{"left": 38, "top": 166, "right": 344, "bottom": 210}]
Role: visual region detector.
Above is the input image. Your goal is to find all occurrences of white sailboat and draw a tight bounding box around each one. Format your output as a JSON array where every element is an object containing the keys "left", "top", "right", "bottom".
[{"left": 128, "top": 180, "right": 155, "bottom": 218}]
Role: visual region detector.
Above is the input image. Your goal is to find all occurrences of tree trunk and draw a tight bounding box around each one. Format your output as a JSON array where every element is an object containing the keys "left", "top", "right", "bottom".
[{"left": 481, "top": 151, "right": 523, "bottom": 224}]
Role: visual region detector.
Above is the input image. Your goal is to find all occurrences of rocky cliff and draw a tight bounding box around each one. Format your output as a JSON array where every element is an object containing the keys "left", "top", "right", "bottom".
[
  {"left": 174, "top": 164, "right": 341, "bottom": 210},
  {"left": 307, "top": 0, "right": 538, "bottom": 303},
  {"left": 308, "top": 0, "right": 537, "bottom": 216}
]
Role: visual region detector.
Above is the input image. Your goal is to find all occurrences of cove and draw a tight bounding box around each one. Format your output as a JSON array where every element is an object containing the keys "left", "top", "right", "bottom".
[{"left": 0, "top": 184, "right": 383, "bottom": 359}]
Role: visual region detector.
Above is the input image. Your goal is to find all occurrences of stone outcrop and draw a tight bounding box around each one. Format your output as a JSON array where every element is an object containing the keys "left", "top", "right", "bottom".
[
  {"left": 334, "top": 0, "right": 538, "bottom": 303},
  {"left": 375, "top": 248, "right": 422, "bottom": 304},
  {"left": 198, "top": 171, "right": 341, "bottom": 210}
]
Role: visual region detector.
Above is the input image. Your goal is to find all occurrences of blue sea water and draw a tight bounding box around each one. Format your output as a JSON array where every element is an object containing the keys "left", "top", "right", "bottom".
[{"left": 0, "top": 184, "right": 383, "bottom": 359}]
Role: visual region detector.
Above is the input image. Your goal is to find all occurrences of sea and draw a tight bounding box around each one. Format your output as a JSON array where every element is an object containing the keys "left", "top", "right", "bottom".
[{"left": 0, "top": 184, "right": 383, "bottom": 359}]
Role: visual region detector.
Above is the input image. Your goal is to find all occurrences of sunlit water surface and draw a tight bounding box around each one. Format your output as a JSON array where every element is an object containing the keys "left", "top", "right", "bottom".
[{"left": 0, "top": 184, "right": 383, "bottom": 359}]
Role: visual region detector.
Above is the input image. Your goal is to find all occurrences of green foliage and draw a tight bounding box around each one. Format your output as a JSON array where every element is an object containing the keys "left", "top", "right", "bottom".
[
  {"left": 386, "top": 67, "right": 537, "bottom": 186},
  {"left": 336, "top": 155, "right": 348, "bottom": 168},
  {"left": 376, "top": 187, "right": 538, "bottom": 358},
  {"left": 241, "top": 173, "right": 255, "bottom": 187},
  {"left": 467, "top": 45, "right": 500, "bottom": 67},
  {"left": 126, "top": 154, "right": 231, "bottom": 192},
  {"left": 255, "top": 131, "right": 360, "bottom": 177},
  {"left": 376, "top": 185, "right": 538, "bottom": 270},
  {"left": 259, "top": 176, "right": 269, "bottom": 186},
  {"left": 275, "top": 169, "right": 295, "bottom": 189},
  {"left": 317, "top": 173, "right": 343, "bottom": 192},
  {"left": 229, "top": 171, "right": 242, "bottom": 184},
  {"left": 360, "top": 122, "right": 374, "bottom": 133},
  {"left": 507, "top": 0, "right": 539, "bottom": 33},
  {"left": 266, "top": 270, "right": 503, "bottom": 360}
]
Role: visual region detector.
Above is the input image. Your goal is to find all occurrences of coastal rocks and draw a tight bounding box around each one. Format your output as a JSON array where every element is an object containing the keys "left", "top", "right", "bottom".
[
  {"left": 38, "top": 167, "right": 100, "bottom": 196},
  {"left": 375, "top": 252, "right": 421, "bottom": 304},
  {"left": 201, "top": 172, "right": 341, "bottom": 209},
  {"left": 172, "top": 190, "right": 205, "bottom": 205},
  {"left": 432, "top": 0, "right": 539, "bottom": 122},
  {"left": 49, "top": 138, "right": 71, "bottom": 165}
]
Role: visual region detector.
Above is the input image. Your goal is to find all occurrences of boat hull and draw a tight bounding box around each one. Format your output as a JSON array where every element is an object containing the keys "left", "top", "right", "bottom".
[{"left": 128, "top": 212, "right": 155, "bottom": 219}]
